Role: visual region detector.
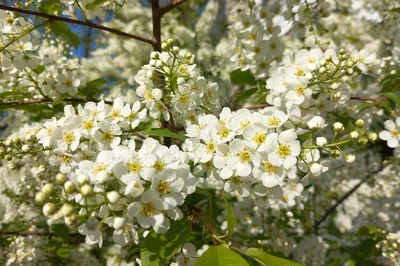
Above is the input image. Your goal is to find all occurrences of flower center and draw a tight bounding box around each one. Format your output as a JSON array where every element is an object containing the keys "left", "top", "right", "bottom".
[
  {"left": 295, "top": 68, "right": 304, "bottom": 77},
  {"left": 278, "top": 144, "right": 291, "bottom": 158},
  {"left": 264, "top": 162, "right": 277, "bottom": 174},
  {"left": 179, "top": 94, "right": 190, "bottom": 104},
  {"left": 296, "top": 85, "right": 304, "bottom": 95},
  {"left": 103, "top": 131, "right": 114, "bottom": 142},
  {"left": 240, "top": 120, "right": 250, "bottom": 129},
  {"left": 141, "top": 203, "right": 155, "bottom": 217},
  {"left": 94, "top": 163, "right": 107, "bottom": 174},
  {"left": 392, "top": 129, "right": 399, "bottom": 137},
  {"left": 153, "top": 161, "right": 165, "bottom": 172},
  {"left": 83, "top": 120, "right": 94, "bottom": 130},
  {"left": 111, "top": 109, "right": 121, "bottom": 119},
  {"left": 206, "top": 141, "right": 215, "bottom": 153},
  {"left": 158, "top": 180, "right": 170, "bottom": 194},
  {"left": 238, "top": 149, "right": 251, "bottom": 163},
  {"left": 217, "top": 127, "right": 230, "bottom": 139},
  {"left": 254, "top": 133, "right": 266, "bottom": 145},
  {"left": 63, "top": 132, "right": 75, "bottom": 145},
  {"left": 268, "top": 117, "right": 280, "bottom": 127},
  {"left": 127, "top": 160, "right": 142, "bottom": 173}
]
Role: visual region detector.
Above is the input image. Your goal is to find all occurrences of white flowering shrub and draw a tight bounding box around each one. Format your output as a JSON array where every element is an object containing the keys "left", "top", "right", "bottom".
[{"left": 0, "top": 0, "right": 400, "bottom": 265}]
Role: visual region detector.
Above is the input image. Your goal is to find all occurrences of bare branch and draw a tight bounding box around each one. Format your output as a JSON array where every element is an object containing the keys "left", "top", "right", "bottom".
[
  {"left": 0, "top": 98, "right": 113, "bottom": 108},
  {"left": 314, "top": 164, "right": 384, "bottom": 230},
  {"left": 0, "top": 4, "right": 155, "bottom": 46},
  {"left": 159, "top": 0, "right": 189, "bottom": 17}
]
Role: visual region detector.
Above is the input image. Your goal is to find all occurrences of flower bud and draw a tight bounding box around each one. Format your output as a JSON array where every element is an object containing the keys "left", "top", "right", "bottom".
[
  {"left": 113, "top": 217, "right": 125, "bottom": 230},
  {"left": 325, "top": 55, "right": 332, "bottom": 62},
  {"left": 4, "top": 154, "right": 12, "bottom": 161},
  {"left": 77, "top": 174, "right": 90, "bottom": 186},
  {"left": 4, "top": 139, "right": 12, "bottom": 147},
  {"left": 60, "top": 204, "right": 74, "bottom": 217},
  {"left": 161, "top": 42, "right": 168, "bottom": 50},
  {"left": 347, "top": 69, "right": 354, "bottom": 75},
  {"left": 172, "top": 46, "right": 180, "bottom": 54},
  {"left": 21, "top": 144, "right": 30, "bottom": 152},
  {"left": 43, "top": 202, "right": 57, "bottom": 216},
  {"left": 349, "top": 131, "right": 359, "bottom": 140},
  {"left": 330, "top": 83, "right": 339, "bottom": 90},
  {"left": 310, "top": 163, "right": 323, "bottom": 177},
  {"left": 55, "top": 173, "right": 67, "bottom": 185},
  {"left": 307, "top": 116, "right": 325, "bottom": 130},
  {"left": 358, "top": 137, "right": 368, "bottom": 145},
  {"left": 319, "top": 59, "right": 326, "bottom": 66},
  {"left": 80, "top": 184, "right": 93, "bottom": 197},
  {"left": 319, "top": 67, "right": 327, "bottom": 74},
  {"left": 38, "top": 164, "right": 46, "bottom": 171},
  {"left": 8, "top": 162, "right": 16, "bottom": 170},
  {"left": 316, "top": 137, "right": 328, "bottom": 147},
  {"left": 355, "top": 119, "right": 364, "bottom": 128},
  {"left": 64, "top": 181, "right": 76, "bottom": 194},
  {"left": 339, "top": 49, "right": 345, "bottom": 54},
  {"left": 368, "top": 132, "right": 378, "bottom": 142},
  {"left": 330, "top": 149, "right": 340, "bottom": 159},
  {"left": 12, "top": 137, "right": 21, "bottom": 144},
  {"left": 42, "top": 183, "right": 55, "bottom": 195},
  {"left": 107, "top": 191, "right": 120, "bottom": 204},
  {"left": 35, "top": 191, "right": 48, "bottom": 205},
  {"left": 150, "top": 52, "right": 159, "bottom": 60},
  {"left": 345, "top": 154, "right": 355, "bottom": 163},
  {"left": 65, "top": 213, "right": 78, "bottom": 226},
  {"left": 333, "top": 122, "right": 344, "bottom": 132},
  {"left": 166, "top": 39, "right": 174, "bottom": 46},
  {"left": 155, "top": 60, "right": 163, "bottom": 68},
  {"left": 96, "top": 171, "right": 109, "bottom": 184}
]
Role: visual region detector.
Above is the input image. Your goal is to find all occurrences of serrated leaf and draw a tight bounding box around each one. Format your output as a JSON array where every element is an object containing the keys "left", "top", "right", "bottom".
[
  {"left": 195, "top": 246, "right": 249, "bottom": 266},
  {"left": 51, "top": 223, "right": 69, "bottom": 242},
  {"left": 229, "top": 69, "right": 257, "bottom": 86},
  {"left": 234, "top": 88, "right": 258, "bottom": 105},
  {"left": 50, "top": 21, "right": 80, "bottom": 48},
  {"left": 145, "top": 128, "right": 186, "bottom": 140},
  {"left": 80, "top": 78, "right": 108, "bottom": 98},
  {"left": 140, "top": 219, "right": 192, "bottom": 266},
  {"left": 382, "top": 92, "right": 400, "bottom": 107},
  {"left": 247, "top": 248, "right": 303, "bottom": 266},
  {"left": 380, "top": 73, "right": 400, "bottom": 92},
  {"left": 224, "top": 197, "right": 235, "bottom": 239},
  {"left": 194, "top": 187, "right": 212, "bottom": 200}
]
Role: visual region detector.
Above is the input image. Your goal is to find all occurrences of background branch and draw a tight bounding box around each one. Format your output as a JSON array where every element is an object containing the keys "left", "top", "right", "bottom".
[
  {"left": 0, "top": 4, "right": 155, "bottom": 45},
  {"left": 159, "top": 0, "right": 188, "bottom": 17},
  {"left": 0, "top": 98, "right": 113, "bottom": 108}
]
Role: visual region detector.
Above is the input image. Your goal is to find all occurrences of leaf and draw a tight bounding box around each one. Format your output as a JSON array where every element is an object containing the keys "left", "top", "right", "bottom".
[
  {"left": 140, "top": 219, "right": 192, "bottom": 266},
  {"left": 145, "top": 128, "right": 186, "bottom": 140},
  {"left": 86, "top": 0, "right": 108, "bottom": 9},
  {"left": 51, "top": 223, "right": 69, "bottom": 242},
  {"left": 246, "top": 248, "right": 303, "bottom": 266},
  {"left": 194, "top": 187, "right": 212, "bottom": 200},
  {"left": 224, "top": 197, "right": 235, "bottom": 239},
  {"left": 382, "top": 92, "right": 400, "bottom": 107},
  {"left": 380, "top": 73, "right": 400, "bottom": 92},
  {"left": 229, "top": 69, "right": 257, "bottom": 86},
  {"left": 80, "top": 78, "right": 108, "bottom": 98},
  {"left": 39, "top": 0, "right": 62, "bottom": 13},
  {"left": 50, "top": 21, "right": 80, "bottom": 48},
  {"left": 356, "top": 102, "right": 381, "bottom": 112},
  {"left": 32, "top": 65, "right": 45, "bottom": 75},
  {"left": 195, "top": 246, "right": 249, "bottom": 266},
  {"left": 234, "top": 88, "right": 258, "bottom": 105},
  {"left": 56, "top": 246, "right": 73, "bottom": 258}
]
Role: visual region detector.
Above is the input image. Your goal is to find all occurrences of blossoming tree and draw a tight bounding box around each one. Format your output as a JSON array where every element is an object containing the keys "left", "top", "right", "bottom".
[{"left": 0, "top": 0, "right": 399, "bottom": 265}]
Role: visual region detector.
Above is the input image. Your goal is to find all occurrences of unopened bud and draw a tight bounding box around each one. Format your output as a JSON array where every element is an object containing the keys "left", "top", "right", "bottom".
[
  {"left": 64, "top": 181, "right": 76, "bottom": 194},
  {"left": 65, "top": 213, "right": 78, "bottom": 226},
  {"left": 43, "top": 202, "right": 57, "bottom": 216},
  {"left": 42, "top": 183, "right": 55, "bottom": 195},
  {"left": 107, "top": 191, "right": 120, "bottom": 204},
  {"left": 80, "top": 184, "right": 93, "bottom": 197},
  {"left": 35, "top": 191, "right": 48, "bottom": 205},
  {"left": 358, "top": 137, "right": 368, "bottom": 145},
  {"left": 60, "top": 204, "right": 74, "bottom": 217},
  {"left": 345, "top": 154, "right": 356, "bottom": 163},
  {"left": 349, "top": 131, "right": 359, "bottom": 140},
  {"left": 333, "top": 122, "right": 344, "bottom": 132},
  {"left": 316, "top": 137, "right": 328, "bottom": 147},
  {"left": 77, "top": 174, "right": 90, "bottom": 186},
  {"left": 368, "top": 132, "right": 378, "bottom": 142},
  {"left": 355, "top": 119, "right": 364, "bottom": 128},
  {"left": 55, "top": 173, "right": 67, "bottom": 185},
  {"left": 330, "top": 149, "right": 340, "bottom": 159}
]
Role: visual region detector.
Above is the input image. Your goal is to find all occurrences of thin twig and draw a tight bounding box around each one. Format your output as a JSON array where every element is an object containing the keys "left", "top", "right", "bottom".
[
  {"left": 159, "top": 0, "right": 189, "bottom": 17},
  {"left": 314, "top": 164, "right": 384, "bottom": 230},
  {"left": 0, "top": 4, "right": 155, "bottom": 46},
  {"left": 0, "top": 230, "right": 54, "bottom": 236},
  {"left": 0, "top": 98, "right": 113, "bottom": 108}
]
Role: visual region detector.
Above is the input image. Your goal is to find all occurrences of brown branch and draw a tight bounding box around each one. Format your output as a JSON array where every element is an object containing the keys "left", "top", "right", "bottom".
[
  {"left": 314, "top": 164, "right": 384, "bottom": 231},
  {"left": 0, "top": 4, "right": 155, "bottom": 46},
  {"left": 244, "top": 104, "right": 268, "bottom": 110},
  {"left": 151, "top": 0, "right": 162, "bottom": 51},
  {"left": 159, "top": 0, "right": 188, "bottom": 17},
  {"left": 0, "top": 98, "right": 113, "bottom": 108}
]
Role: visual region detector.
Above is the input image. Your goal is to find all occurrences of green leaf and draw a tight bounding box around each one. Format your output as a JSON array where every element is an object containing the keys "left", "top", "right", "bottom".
[
  {"left": 380, "top": 73, "right": 400, "bottom": 92},
  {"left": 356, "top": 102, "right": 381, "bottom": 112},
  {"left": 145, "top": 128, "right": 186, "bottom": 140},
  {"left": 50, "top": 21, "right": 80, "bottom": 48},
  {"left": 195, "top": 246, "right": 249, "bottom": 266},
  {"left": 224, "top": 197, "right": 235, "bottom": 239},
  {"left": 80, "top": 78, "right": 108, "bottom": 98},
  {"left": 56, "top": 246, "right": 73, "bottom": 258},
  {"left": 39, "top": 0, "right": 62, "bottom": 13},
  {"left": 32, "top": 65, "right": 45, "bottom": 75},
  {"left": 234, "top": 88, "right": 258, "bottom": 105},
  {"left": 229, "top": 69, "right": 257, "bottom": 86},
  {"left": 246, "top": 248, "right": 303, "bottom": 266},
  {"left": 51, "top": 223, "right": 69, "bottom": 242},
  {"left": 86, "top": 0, "right": 108, "bottom": 9},
  {"left": 194, "top": 187, "right": 212, "bottom": 200},
  {"left": 382, "top": 92, "right": 400, "bottom": 107},
  {"left": 140, "top": 219, "right": 192, "bottom": 266}
]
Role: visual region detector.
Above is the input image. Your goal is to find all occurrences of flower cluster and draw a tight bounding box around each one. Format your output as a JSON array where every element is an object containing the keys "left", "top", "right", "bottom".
[{"left": 135, "top": 40, "right": 220, "bottom": 125}]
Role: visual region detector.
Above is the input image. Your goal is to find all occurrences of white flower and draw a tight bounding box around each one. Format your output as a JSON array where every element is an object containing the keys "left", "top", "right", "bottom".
[
  {"left": 268, "top": 130, "right": 301, "bottom": 169},
  {"left": 78, "top": 219, "right": 103, "bottom": 247},
  {"left": 379, "top": 118, "right": 400, "bottom": 148},
  {"left": 307, "top": 116, "right": 326, "bottom": 130}
]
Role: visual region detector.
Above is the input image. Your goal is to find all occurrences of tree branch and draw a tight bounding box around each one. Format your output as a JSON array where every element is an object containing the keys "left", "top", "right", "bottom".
[
  {"left": 314, "top": 164, "right": 384, "bottom": 230},
  {"left": 159, "top": 0, "right": 188, "bottom": 17},
  {"left": 0, "top": 230, "right": 54, "bottom": 236},
  {"left": 0, "top": 4, "right": 155, "bottom": 46},
  {"left": 151, "top": 0, "right": 162, "bottom": 51},
  {"left": 0, "top": 98, "right": 113, "bottom": 108}
]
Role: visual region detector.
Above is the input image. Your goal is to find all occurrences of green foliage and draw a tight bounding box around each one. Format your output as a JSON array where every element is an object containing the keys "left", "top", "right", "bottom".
[
  {"left": 79, "top": 78, "right": 108, "bottom": 99},
  {"left": 234, "top": 88, "right": 258, "bottom": 105},
  {"left": 145, "top": 128, "right": 187, "bottom": 140},
  {"left": 51, "top": 223, "right": 70, "bottom": 242},
  {"left": 229, "top": 69, "right": 257, "bottom": 86},
  {"left": 39, "top": 0, "right": 62, "bottom": 13},
  {"left": 32, "top": 65, "right": 46, "bottom": 75},
  {"left": 50, "top": 21, "right": 80, "bottom": 49},
  {"left": 194, "top": 187, "right": 213, "bottom": 200},
  {"left": 195, "top": 246, "right": 249, "bottom": 266},
  {"left": 246, "top": 248, "right": 303, "bottom": 266},
  {"left": 380, "top": 73, "right": 400, "bottom": 92},
  {"left": 224, "top": 197, "right": 235, "bottom": 239},
  {"left": 86, "top": 0, "right": 109, "bottom": 9},
  {"left": 140, "top": 219, "right": 192, "bottom": 266}
]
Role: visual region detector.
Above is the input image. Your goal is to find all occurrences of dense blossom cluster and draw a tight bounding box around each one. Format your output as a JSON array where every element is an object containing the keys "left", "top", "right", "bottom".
[{"left": 1, "top": 0, "right": 400, "bottom": 265}]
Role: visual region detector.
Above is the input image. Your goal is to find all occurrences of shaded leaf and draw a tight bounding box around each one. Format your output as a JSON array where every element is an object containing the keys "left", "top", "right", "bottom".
[
  {"left": 195, "top": 246, "right": 249, "bottom": 266},
  {"left": 50, "top": 21, "right": 80, "bottom": 48},
  {"left": 140, "top": 219, "right": 192, "bottom": 266},
  {"left": 224, "top": 197, "right": 235, "bottom": 239},
  {"left": 246, "top": 248, "right": 303, "bottom": 266},
  {"left": 229, "top": 69, "right": 257, "bottom": 86},
  {"left": 194, "top": 187, "right": 212, "bottom": 200},
  {"left": 145, "top": 128, "right": 186, "bottom": 140},
  {"left": 51, "top": 223, "right": 69, "bottom": 242},
  {"left": 234, "top": 88, "right": 258, "bottom": 105}
]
